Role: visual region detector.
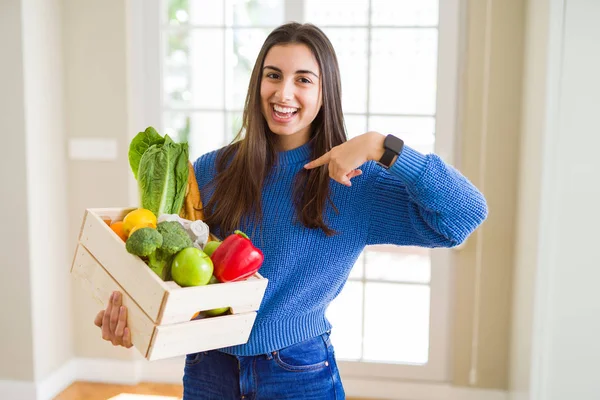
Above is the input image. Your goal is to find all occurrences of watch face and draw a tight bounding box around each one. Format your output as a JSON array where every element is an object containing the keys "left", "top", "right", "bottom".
[
  {"left": 384, "top": 135, "right": 404, "bottom": 154},
  {"left": 378, "top": 135, "right": 404, "bottom": 168}
]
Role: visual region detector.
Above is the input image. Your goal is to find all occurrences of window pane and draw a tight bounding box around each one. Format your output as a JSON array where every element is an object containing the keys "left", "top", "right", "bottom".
[
  {"left": 227, "top": 111, "right": 244, "bottom": 143},
  {"left": 368, "top": 116, "right": 435, "bottom": 154},
  {"left": 365, "top": 248, "right": 431, "bottom": 284},
  {"left": 164, "top": 29, "right": 191, "bottom": 108},
  {"left": 164, "top": 111, "right": 225, "bottom": 162},
  {"left": 326, "top": 281, "right": 363, "bottom": 360},
  {"left": 163, "top": 111, "right": 191, "bottom": 142},
  {"left": 363, "top": 283, "right": 430, "bottom": 364},
  {"left": 304, "top": 0, "right": 369, "bottom": 26},
  {"left": 225, "top": 0, "right": 284, "bottom": 26},
  {"left": 349, "top": 251, "right": 364, "bottom": 280},
  {"left": 225, "top": 28, "right": 271, "bottom": 110},
  {"left": 371, "top": 0, "right": 439, "bottom": 26},
  {"left": 322, "top": 28, "right": 368, "bottom": 114},
  {"left": 370, "top": 29, "right": 438, "bottom": 115},
  {"left": 344, "top": 115, "right": 367, "bottom": 139},
  {"left": 165, "top": 29, "right": 224, "bottom": 109},
  {"left": 166, "top": 0, "right": 224, "bottom": 26}
]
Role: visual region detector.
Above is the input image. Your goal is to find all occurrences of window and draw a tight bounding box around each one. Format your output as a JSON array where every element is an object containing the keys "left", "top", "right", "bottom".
[{"left": 130, "top": 0, "right": 460, "bottom": 383}]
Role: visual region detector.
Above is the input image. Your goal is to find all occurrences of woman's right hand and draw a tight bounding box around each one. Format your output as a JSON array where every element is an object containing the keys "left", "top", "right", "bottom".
[{"left": 94, "top": 291, "right": 133, "bottom": 348}]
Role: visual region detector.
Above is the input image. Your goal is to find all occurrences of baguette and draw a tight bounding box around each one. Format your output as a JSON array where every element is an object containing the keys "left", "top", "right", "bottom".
[
  {"left": 180, "top": 162, "right": 219, "bottom": 242},
  {"left": 180, "top": 161, "right": 205, "bottom": 221}
]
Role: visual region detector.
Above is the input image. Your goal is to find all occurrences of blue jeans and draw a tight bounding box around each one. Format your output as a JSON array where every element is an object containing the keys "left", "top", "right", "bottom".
[{"left": 183, "top": 332, "right": 345, "bottom": 399}]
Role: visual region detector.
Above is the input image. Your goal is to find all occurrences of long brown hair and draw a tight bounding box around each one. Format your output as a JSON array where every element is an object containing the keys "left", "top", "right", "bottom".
[{"left": 203, "top": 23, "right": 346, "bottom": 237}]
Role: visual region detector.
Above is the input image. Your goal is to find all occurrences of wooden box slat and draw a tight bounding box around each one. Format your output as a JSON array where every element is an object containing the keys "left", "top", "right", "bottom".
[
  {"left": 79, "top": 209, "right": 168, "bottom": 321},
  {"left": 71, "top": 244, "right": 155, "bottom": 357},
  {"left": 148, "top": 313, "right": 257, "bottom": 361},
  {"left": 161, "top": 275, "right": 267, "bottom": 325}
]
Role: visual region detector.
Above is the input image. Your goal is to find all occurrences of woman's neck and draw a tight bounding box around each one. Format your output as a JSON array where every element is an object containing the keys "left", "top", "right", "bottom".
[{"left": 273, "top": 130, "right": 311, "bottom": 152}]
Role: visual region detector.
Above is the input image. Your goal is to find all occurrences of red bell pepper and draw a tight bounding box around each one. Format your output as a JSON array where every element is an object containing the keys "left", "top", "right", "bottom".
[{"left": 212, "top": 230, "right": 264, "bottom": 282}]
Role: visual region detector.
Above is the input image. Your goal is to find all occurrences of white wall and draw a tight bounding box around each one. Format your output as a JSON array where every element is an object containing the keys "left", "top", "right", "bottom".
[
  {"left": 21, "top": 0, "right": 73, "bottom": 382},
  {"left": 63, "top": 0, "right": 138, "bottom": 361},
  {"left": 0, "top": 0, "right": 36, "bottom": 383},
  {"left": 509, "top": 0, "right": 549, "bottom": 399},
  {"left": 529, "top": 0, "right": 600, "bottom": 399},
  {"left": 0, "top": 0, "right": 72, "bottom": 397}
]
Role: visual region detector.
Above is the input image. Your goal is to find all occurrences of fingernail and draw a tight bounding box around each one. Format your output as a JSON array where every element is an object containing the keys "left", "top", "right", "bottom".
[
  {"left": 120, "top": 306, "right": 125, "bottom": 314},
  {"left": 114, "top": 292, "right": 120, "bottom": 302}
]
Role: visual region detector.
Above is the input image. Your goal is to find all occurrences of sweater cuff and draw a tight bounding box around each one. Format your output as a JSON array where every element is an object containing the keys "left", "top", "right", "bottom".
[{"left": 388, "top": 145, "right": 428, "bottom": 185}]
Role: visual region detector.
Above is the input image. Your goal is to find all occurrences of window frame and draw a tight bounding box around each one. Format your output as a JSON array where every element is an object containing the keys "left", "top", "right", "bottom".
[{"left": 127, "top": 0, "right": 462, "bottom": 383}]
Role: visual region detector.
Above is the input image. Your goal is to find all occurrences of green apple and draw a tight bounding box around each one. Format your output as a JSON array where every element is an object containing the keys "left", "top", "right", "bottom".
[
  {"left": 204, "top": 307, "right": 230, "bottom": 317},
  {"left": 171, "top": 247, "right": 213, "bottom": 287},
  {"left": 204, "top": 275, "right": 229, "bottom": 317},
  {"left": 203, "top": 240, "right": 222, "bottom": 257}
]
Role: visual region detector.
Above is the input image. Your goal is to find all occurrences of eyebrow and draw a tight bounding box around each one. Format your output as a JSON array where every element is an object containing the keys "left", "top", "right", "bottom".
[{"left": 263, "top": 65, "right": 319, "bottom": 79}]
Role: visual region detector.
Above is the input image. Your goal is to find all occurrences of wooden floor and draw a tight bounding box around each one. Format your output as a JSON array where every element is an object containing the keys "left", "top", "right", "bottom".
[
  {"left": 55, "top": 381, "right": 369, "bottom": 399},
  {"left": 55, "top": 382, "right": 183, "bottom": 399}
]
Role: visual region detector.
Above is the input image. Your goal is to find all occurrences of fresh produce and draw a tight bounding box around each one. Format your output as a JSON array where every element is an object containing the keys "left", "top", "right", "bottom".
[
  {"left": 124, "top": 220, "right": 194, "bottom": 280},
  {"left": 156, "top": 221, "right": 193, "bottom": 254},
  {"left": 123, "top": 127, "right": 266, "bottom": 288},
  {"left": 125, "top": 227, "right": 163, "bottom": 257},
  {"left": 204, "top": 275, "right": 230, "bottom": 316},
  {"left": 171, "top": 247, "right": 214, "bottom": 287},
  {"left": 109, "top": 221, "right": 128, "bottom": 242},
  {"left": 129, "top": 224, "right": 153, "bottom": 237},
  {"left": 128, "top": 127, "right": 189, "bottom": 217},
  {"left": 128, "top": 126, "right": 166, "bottom": 179},
  {"left": 122, "top": 208, "right": 157, "bottom": 236},
  {"left": 203, "top": 240, "right": 221, "bottom": 257},
  {"left": 204, "top": 307, "right": 230, "bottom": 317},
  {"left": 211, "top": 231, "right": 264, "bottom": 282},
  {"left": 148, "top": 221, "right": 194, "bottom": 280}
]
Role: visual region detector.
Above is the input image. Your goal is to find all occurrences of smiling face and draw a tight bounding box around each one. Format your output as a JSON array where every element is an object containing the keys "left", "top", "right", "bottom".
[{"left": 260, "top": 43, "right": 323, "bottom": 151}]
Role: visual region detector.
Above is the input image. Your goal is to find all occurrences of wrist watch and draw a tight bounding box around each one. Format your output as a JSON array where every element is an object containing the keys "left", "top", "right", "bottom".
[{"left": 377, "top": 134, "right": 404, "bottom": 168}]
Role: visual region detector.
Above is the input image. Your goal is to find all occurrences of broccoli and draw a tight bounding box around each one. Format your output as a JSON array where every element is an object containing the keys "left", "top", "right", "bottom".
[
  {"left": 125, "top": 227, "right": 163, "bottom": 257},
  {"left": 156, "top": 221, "right": 192, "bottom": 254},
  {"left": 147, "top": 248, "right": 172, "bottom": 281},
  {"left": 125, "top": 222, "right": 193, "bottom": 281},
  {"left": 145, "top": 221, "right": 193, "bottom": 280}
]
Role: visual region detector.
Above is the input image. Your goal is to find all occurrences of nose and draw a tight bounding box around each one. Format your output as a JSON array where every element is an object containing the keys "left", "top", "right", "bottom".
[{"left": 275, "top": 79, "right": 294, "bottom": 102}]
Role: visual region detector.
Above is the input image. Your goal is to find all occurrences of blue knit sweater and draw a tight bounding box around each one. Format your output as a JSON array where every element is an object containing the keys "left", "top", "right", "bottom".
[{"left": 194, "top": 142, "right": 488, "bottom": 356}]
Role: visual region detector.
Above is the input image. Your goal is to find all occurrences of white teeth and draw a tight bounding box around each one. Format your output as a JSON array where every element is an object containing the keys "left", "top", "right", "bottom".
[{"left": 273, "top": 104, "right": 298, "bottom": 113}]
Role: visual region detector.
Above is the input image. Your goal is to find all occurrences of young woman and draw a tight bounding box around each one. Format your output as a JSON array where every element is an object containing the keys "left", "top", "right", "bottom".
[{"left": 96, "top": 22, "right": 488, "bottom": 399}]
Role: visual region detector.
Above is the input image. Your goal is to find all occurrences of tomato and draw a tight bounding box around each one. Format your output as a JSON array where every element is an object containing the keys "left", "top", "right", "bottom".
[{"left": 171, "top": 248, "right": 213, "bottom": 287}]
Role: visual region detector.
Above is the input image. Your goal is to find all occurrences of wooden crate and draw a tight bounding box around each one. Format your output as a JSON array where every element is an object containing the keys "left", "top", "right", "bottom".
[{"left": 71, "top": 208, "right": 268, "bottom": 361}]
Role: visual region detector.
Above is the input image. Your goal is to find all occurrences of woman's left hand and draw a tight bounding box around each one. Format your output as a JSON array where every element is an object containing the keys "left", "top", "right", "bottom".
[{"left": 304, "top": 132, "right": 386, "bottom": 187}]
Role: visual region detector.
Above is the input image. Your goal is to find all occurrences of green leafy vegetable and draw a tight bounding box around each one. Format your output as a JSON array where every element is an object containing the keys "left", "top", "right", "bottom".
[
  {"left": 137, "top": 134, "right": 189, "bottom": 216},
  {"left": 128, "top": 127, "right": 165, "bottom": 179}
]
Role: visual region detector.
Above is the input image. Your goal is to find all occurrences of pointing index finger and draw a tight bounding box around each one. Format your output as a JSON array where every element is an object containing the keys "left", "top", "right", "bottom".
[{"left": 304, "top": 152, "right": 331, "bottom": 169}]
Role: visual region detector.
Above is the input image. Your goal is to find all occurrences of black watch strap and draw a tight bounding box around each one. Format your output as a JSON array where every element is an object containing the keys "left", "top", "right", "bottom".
[{"left": 378, "top": 134, "right": 404, "bottom": 168}]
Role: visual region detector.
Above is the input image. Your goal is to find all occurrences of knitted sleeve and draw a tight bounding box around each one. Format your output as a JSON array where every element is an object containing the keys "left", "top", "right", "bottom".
[{"left": 366, "top": 146, "right": 488, "bottom": 247}]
